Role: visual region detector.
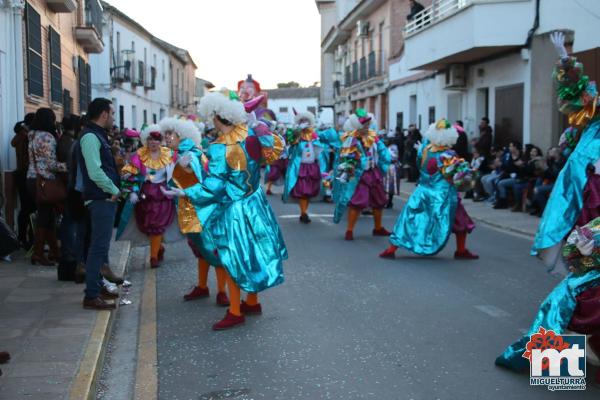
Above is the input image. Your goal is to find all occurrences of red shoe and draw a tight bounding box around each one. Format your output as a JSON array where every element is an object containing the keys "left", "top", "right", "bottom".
[
  {"left": 158, "top": 245, "right": 165, "bottom": 262},
  {"left": 344, "top": 230, "right": 354, "bottom": 241},
  {"left": 379, "top": 247, "right": 396, "bottom": 259},
  {"left": 454, "top": 249, "right": 479, "bottom": 260},
  {"left": 216, "top": 292, "right": 230, "bottom": 307},
  {"left": 373, "top": 227, "right": 391, "bottom": 236},
  {"left": 212, "top": 311, "right": 245, "bottom": 330},
  {"left": 266, "top": 189, "right": 273, "bottom": 195},
  {"left": 183, "top": 286, "right": 209, "bottom": 301},
  {"left": 150, "top": 257, "right": 160, "bottom": 268},
  {"left": 241, "top": 301, "right": 262, "bottom": 315}
]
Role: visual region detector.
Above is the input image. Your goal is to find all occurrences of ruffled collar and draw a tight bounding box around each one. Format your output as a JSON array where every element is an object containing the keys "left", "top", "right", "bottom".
[
  {"left": 214, "top": 124, "right": 248, "bottom": 145},
  {"left": 138, "top": 146, "right": 173, "bottom": 170},
  {"left": 352, "top": 129, "right": 378, "bottom": 150}
]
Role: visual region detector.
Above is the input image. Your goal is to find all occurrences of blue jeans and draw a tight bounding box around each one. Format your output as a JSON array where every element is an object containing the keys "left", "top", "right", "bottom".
[
  {"left": 85, "top": 200, "right": 117, "bottom": 299},
  {"left": 497, "top": 178, "right": 518, "bottom": 199}
]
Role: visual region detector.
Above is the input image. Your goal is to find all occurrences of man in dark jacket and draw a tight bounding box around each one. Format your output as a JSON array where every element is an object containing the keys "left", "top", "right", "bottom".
[
  {"left": 407, "top": 0, "right": 425, "bottom": 21},
  {"left": 474, "top": 117, "right": 493, "bottom": 159},
  {"left": 76, "top": 98, "right": 120, "bottom": 310}
]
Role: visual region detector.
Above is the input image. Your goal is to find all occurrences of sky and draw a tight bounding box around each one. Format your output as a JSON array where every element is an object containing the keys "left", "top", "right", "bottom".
[{"left": 106, "top": 0, "right": 322, "bottom": 90}]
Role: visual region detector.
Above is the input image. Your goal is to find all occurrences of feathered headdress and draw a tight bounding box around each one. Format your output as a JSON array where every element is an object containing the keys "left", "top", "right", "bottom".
[
  {"left": 140, "top": 124, "right": 162, "bottom": 143},
  {"left": 424, "top": 119, "right": 459, "bottom": 147},
  {"left": 198, "top": 89, "right": 247, "bottom": 125}
]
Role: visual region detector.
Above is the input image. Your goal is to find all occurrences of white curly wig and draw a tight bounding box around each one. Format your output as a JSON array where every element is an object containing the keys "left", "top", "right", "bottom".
[
  {"left": 198, "top": 90, "right": 246, "bottom": 125},
  {"left": 294, "top": 111, "right": 316, "bottom": 127},
  {"left": 424, "top": 120, "right": 459, "bottom": 147},
  {"left": 159, "top": 117, "right": 179, "bottom": 135},
  {"left": 140, "top": 124, "right": 162, "bottom": 143},
  {"left": 175, "top": 119, "right": 202, "bottom": 147}
]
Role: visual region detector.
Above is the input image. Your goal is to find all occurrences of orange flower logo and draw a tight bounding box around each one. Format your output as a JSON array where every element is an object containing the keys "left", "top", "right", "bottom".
[{"left": 523, "top": 327, "right": 571, "bottom": 371}]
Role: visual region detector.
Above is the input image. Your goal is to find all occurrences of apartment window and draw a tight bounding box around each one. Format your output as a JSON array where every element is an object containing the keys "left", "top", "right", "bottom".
[
  {"left": 119, "top": 105, "right": 124, "bottom": 130},
  {"left": 279, "top": 107, "right": 288, "bottom": 113},
  {"left": 49, "top": 27, "right": 62, "bottom": 103},
  {"left": 78, "top": 57, "right": 91, "bottom": 113},
  {"left": 428, "top": 106, "right": 435, "bottom": 124},
  {"left": 307, "top": 106, "right": 316, "bottom": 115},
  {"left": 131, "top": 105, "right": 137, "bottom": 129},
  {"left": 137, "top": 61, "right": 144, "bottom": 85},
  {"left": 143, "top": 109, "right": 147, "bottom": 125},
  {"left": 162, "top": 59, "right": 165, "bottom": 81},
  {"left": 153, "top": 113, "right": 157, "bottom": 124},
  {"left": 396, "top": 112, "right": 403, "bottom": 131},
  {"left": 62, "top": 89, "right": 72, "bottom": 116},
  {"left": 25, "top": 3, "right": 43, "bottom": 97}
]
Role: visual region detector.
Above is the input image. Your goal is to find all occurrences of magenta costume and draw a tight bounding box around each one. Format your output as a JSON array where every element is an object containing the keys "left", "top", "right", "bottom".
[{"left": 348, "top": 168, "right": 387, "bottom": 209}]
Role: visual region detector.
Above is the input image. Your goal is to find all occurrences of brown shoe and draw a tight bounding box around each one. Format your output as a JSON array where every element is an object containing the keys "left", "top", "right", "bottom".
[
  {"left": 83, "top": 297, "right": 116, "bottom": 310},
  {"left": 101, "top": 264, "right": 124, "bottom": 285},
  {"left": 100, "top": 287, "right": 119, "bottom": 300}
]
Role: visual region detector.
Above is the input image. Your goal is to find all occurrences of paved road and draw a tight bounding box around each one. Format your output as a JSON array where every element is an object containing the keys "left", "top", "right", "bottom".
[{"left": 104, "top": 193, "right": 600, "bottom": 399}]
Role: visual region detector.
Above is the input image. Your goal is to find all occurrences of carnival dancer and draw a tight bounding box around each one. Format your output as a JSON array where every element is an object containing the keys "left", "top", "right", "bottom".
[
  {"left": 333, "top": 109, "right": 391, "bottom": 240},
  {"left": 495, "top": 32, "right": 600, "bottom": 376},
  {"left": 530, "top": 32, "right": 600, "bottom": 270},
  {"left": 283, "top": 111, "right": 326, "bottom": 223},
  {"left": 161, "top": 117, "right": 229, "bottom": 305},
  {"left": 117, "top": 125, "right": 177, "bottom": 268},
  {"left": 162, "top": 89, "right": 287, "bottom": 330},
  {"left": 265, "top": 123, "right": 288, "bottom": 195},
  {"left": 379, "top": 119, "right": 477, "bottom": 259}
]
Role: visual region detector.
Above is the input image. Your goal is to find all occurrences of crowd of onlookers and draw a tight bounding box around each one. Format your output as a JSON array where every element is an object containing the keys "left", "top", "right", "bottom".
[{"left": 382, "top": 117, "right": 566, "bottom": 217}]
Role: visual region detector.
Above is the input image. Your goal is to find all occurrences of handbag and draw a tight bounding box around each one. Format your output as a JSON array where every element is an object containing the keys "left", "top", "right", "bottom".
[{"left": 31, "top": 131, "right": 67, "bottom": 204}]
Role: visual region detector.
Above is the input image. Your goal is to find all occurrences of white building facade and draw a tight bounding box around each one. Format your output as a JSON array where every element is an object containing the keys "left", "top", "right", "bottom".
[
  {"left": 0, "top": 0, "right": 25, "bottom": 171},
  {"left": 90, "top": 2, "right": 171, "bottom": 130},
  {"left": 266, "top": 87, "right": 333, "bottom": 126},
  {"left": 389, "top": 0, "right": 600, "bottom": 151}
]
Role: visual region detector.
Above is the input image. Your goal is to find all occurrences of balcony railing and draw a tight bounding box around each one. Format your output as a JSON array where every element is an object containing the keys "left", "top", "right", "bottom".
[
  {"left": 75, "top": 0, "right": 103, "bottom": 53},
  {"left": 404, "top": 0, "right": 471, "bottom": 37}
]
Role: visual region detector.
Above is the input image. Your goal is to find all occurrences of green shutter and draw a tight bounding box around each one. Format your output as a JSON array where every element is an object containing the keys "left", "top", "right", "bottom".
[{"left": 26, "top": 3, "right": 43, "bottom": 97}]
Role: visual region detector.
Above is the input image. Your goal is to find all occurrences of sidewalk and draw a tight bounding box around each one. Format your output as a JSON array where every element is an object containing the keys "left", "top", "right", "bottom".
[
  {"left": 398, "top": 181, "right": 539, "bottom": 238},
  {"left": 0, "top": 239, "right": 130, "bottom": 400}
]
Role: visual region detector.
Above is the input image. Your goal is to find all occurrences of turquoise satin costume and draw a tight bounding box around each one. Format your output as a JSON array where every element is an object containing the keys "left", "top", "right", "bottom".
[
  {"left": 531, "top": 119, "right": 600, "bottom": 255},
  {"left": 495, "top": 270, "right": 600, "bottom": 370},
  {"left": 332, "top": 130, "right": 391, "bottom": 223},
  {"left": 174, "top": 138, "right": 221, "bottom": 267},
  {"left": 183, "top": 124, "right": 287, "bottom": 293},
  {"left": 389, "top": 141, "right": 458, "bottom": 255},
  {"left": 532, "top": 55, "right": 600, "bottom": 256},
  {"left": 283, "top": 129, "right": 328, "bottom": 202}
]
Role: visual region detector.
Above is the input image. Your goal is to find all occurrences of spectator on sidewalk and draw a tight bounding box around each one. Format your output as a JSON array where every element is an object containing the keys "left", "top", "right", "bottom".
[
  {"left": 27, "top": 108, "right": 67, "bottom": 266},
  {"left": 474, "top": 117, "right": 493, "bottom": 159},
  {"left": 494, "top": 141, "right": 524, "bottom": 209},
  {"left": 477, "top": 149, "right": 502, "bottom": 202},
  {"left": 509, "top": 146, "right": 543, "bottom": 212},
  {"left": 403, "top": 124, "right": 422, "bottom": 182},
  {"left": 384, "top": 138, "right": 400, "bottom": 209},
  {"left": 76, "top": 98, "right": 120, "bottom": 310},
  {"left": 453, "top": 120, "right": 470, "bottom": 161},
  {"left": 528, "top": 147, "right": 565, "bottom": 216},
  {"left": 11, "top": 113, "right": 36, "bottom": 249}
]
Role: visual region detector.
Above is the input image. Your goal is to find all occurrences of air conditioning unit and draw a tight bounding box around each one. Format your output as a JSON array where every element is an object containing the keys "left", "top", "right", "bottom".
[
  {"left": 356, "top": 20, "right": 369, "bottom": 37},
  {"left": 445, "top": 64, "right": 466, "bottom": 89}
]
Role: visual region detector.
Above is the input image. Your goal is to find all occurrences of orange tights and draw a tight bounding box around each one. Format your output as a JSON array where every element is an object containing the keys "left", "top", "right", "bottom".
[
  {"left": 149, "top": 235, "right": 163, "bottom": 259},
  {"left": 225, "top": 272, "right": 259, "bottom": 317},
  {"left": 197, "top": 259, "right": 227, "bottom": 293}
]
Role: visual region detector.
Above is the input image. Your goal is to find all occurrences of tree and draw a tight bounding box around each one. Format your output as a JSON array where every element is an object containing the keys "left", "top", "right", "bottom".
[{"left": 276, "top": 81, "right": 300, "bottom": 88}]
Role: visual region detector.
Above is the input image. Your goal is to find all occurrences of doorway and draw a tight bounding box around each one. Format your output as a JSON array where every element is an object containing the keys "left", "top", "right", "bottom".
[{"left": 494, "top": 83, "right": 524, "bottom": 148}]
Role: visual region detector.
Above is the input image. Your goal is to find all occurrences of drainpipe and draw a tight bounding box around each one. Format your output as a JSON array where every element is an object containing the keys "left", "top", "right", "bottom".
[{"left": 524, "top": 0, "right": 541, "bottom": 48}]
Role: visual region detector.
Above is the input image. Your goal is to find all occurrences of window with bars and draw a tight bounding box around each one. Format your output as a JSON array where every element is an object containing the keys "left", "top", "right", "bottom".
[
  {"left": 78, "top": 57, "right": 92, "bottom": 113},
  {"left": 49, "top": 27, "right": 62, "bottom": 103},
  {"left": 26, "top": 3, "right": 43, "bottom": 97},
  {"left": 62, "top": 89, "right": 72, "bottom": 116},
  {"left": 428, "top": 106, "right": 436, "bottom": 124}
]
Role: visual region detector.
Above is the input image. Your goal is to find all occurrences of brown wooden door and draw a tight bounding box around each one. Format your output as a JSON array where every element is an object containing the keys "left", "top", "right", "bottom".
[{"left": 494, "top": 83, "right": 524, "bottom": 148}]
